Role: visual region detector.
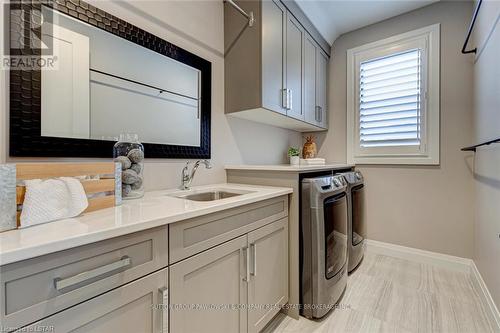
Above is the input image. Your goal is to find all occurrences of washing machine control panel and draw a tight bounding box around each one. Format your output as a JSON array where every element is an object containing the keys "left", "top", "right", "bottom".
[
  {"left": 332, "top": 178, "right": 341, "bottom": 187},
  {"left": 339, "top": 171, "right": 363, "bottom": 184}
]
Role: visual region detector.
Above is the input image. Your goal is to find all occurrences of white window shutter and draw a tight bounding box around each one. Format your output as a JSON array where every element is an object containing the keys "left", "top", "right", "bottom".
[{"left": 359, "top": 49, "right": 422, "bottom": 148}]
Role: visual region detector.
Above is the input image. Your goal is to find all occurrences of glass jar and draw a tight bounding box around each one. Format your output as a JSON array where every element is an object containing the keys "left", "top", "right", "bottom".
[{"left": 113, "top": 134, "right": 145, "bottom": 199}]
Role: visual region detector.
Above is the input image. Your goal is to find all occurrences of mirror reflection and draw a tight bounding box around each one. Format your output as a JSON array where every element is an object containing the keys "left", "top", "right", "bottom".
[{"left": 41, "top": 7, "right": 201, "bottom": 146}]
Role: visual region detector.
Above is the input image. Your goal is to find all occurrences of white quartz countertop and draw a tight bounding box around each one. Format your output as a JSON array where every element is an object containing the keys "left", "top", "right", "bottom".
[
  {"left": 0, "top": 183, "right": 292, "bottom": 265},
  {"left": 225, "top": 164, "right": 354, "bottom": 172}
]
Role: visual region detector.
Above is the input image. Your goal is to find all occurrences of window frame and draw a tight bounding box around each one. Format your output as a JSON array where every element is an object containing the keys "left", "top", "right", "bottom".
[{"left": 347, "top": 24, "right": 440, "bottom": 165}]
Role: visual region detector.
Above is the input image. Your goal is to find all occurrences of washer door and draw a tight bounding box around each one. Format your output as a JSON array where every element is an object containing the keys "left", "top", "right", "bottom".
[
  {"left": 351, "top": 184, "right": 366, "bottom": 246},
  {"left": 323, "top": 193, "right": 347, "bottom": 279}
]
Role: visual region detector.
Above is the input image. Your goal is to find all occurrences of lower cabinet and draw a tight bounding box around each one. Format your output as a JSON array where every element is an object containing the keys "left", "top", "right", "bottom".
[
  {"left": 170, "top": 218, "right": 289, "bottom": 333},
  {"left": 10, "top": 200, "right": 289, "bottom": 333},
  {"left": 170, "top": 234, "right": 248, "bottom": 333},
  {"left": 18, "top": 268, "right": 169, "bottom": 333},
  {"left": 248, "top": 219, "right": 288, "bottom": 333}
]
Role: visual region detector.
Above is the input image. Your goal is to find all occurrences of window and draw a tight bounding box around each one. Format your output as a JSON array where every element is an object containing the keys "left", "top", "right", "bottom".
[{"left": 347, "top": 24, "right": 440, "bottom": 165}]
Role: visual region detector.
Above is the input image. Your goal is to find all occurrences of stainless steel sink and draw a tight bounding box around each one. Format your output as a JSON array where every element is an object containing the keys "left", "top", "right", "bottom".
[{"left": 169, "top": 189, "right": 252, "bottom": 201}]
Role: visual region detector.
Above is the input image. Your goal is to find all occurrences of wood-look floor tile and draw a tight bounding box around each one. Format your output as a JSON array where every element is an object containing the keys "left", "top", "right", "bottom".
[
  {"left": 270, "top": 253, "right": 497, "bottom": 333},
  {"left": 354, "top": 254, "right": 481, "bottom": 303}
]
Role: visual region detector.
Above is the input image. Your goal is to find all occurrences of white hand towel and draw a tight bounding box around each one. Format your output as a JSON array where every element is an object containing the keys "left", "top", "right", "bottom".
[{"left": 20, "top": 177, "right": 89, "bottom": 228}]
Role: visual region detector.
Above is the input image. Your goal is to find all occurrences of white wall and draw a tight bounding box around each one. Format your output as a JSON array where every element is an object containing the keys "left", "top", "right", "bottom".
[
  {"left": 0, "top": 0, "right": 301, "bottom": 190},
  {"left": 314, "top": 1, "right": 475, "bottom": 258},
  {"left": 471, "top": 0, "right": 500, "bottom": 307}
]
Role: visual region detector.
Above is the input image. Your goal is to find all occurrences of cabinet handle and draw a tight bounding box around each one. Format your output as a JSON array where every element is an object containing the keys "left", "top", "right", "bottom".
[
  {"left": 159, "top": 287, "right": 169, "bottom": 333},
  {"left": 288, "top": 89, "right": 293, "bottom": 111},
  {"left": 282, "top": 89, "right": 287, "bottom": 109},
  {"left": 54, "top": 256, "right": 132, "bottom": 291},
  {"left": 315, "top": 106, "right": 323, "bottom": 122},
  {"left": 245, "top": 246, "right": 250, "bottom": 282},
  {"left": 241, "top": 247, "right": 250, "bottom": 282},
  {"left": 250, "top": 243, "right": 257, "bottom": 276}
]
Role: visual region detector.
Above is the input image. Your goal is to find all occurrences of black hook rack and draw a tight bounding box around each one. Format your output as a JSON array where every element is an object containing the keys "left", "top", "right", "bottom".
[
  {"left": 462, "top": 0, "right": 483, "bottom": 54},
  {"left": 461, "top": 137, "right": 500, "bottom": 152}
]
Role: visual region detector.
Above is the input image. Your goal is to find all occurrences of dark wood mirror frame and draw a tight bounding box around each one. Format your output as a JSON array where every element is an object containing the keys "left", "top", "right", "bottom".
[{"left": 9, "top": 0, "right": 211, "bottom": 158}]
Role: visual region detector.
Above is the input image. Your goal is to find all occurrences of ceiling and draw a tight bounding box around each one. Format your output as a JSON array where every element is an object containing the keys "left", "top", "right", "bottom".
[{"left": 295, "top": 0, "right": 439, "bottom": 45}]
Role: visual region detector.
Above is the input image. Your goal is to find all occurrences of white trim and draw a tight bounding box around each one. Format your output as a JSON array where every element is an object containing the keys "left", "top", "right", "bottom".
[
  {"left": 347, "top": 24, "right": 440, "bottom": 165},
  {"left": 470, "top": 261, "right": 500, "bottom": 330},
  {"left": 365, "top": 239, "right": 500, "bottom": 331},
  {"left": 365, "top": 239, "right": 471, "bottom": 272}
]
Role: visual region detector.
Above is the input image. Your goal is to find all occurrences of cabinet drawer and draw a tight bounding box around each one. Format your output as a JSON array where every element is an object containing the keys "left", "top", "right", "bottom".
[
  {"left": 17, "top": 268, "right": 168, "bottom": 333},
  {"left": 1, "top": 226, "right": 168, "bottom": 329},
  {"left": 170, "top": 195, "right": 288, "bottom": 264}
]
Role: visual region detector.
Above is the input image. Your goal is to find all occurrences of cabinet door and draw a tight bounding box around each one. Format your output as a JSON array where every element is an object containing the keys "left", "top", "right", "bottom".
[
  {"left": 247, "top": 218, "right": 289, "bottom": 333},
  {"left": 316, "top": 49, "right": 328, "bottom": 129},
  {"left": 304, "top": 34, "right": 317, "bottom": 125},
  {"left": 170, "top": 235, "right": 248, "bottom": 333},
  {"left": 262, "top": 0, "right": 286, "bottom": 114},
  {"left": 285, "top": 12, "right": 304, "bottom": 120},
  {"left": 19, "top": 268, "right": 169, "bottom": 333}
]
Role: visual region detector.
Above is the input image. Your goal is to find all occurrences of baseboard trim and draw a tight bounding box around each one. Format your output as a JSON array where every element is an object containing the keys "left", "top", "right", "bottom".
[
  {"left": 470, "top": 261, "right": 500, "bottom": 330},
  {"left": 365, "top": 239, "right": 472, "bottom": 272},
  {"left": 365, "top": 239, "right": 500, "bottom": 331}
]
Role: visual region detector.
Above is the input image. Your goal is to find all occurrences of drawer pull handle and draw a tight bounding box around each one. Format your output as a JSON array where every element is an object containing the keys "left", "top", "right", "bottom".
[
  {"left": 54, "top": 256, "right": 132, "bottom": 291},
  {"left": 159, "top": 287, "right": 169, "bottom": 333}
]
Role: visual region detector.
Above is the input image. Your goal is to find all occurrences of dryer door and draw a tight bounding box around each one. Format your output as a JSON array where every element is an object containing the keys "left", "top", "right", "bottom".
[
  {"left": 323, "top": 193, "right": 348, "bottom": 279},
  {"left": 351, "top": 184, "right": 366, "bottom": 246}
]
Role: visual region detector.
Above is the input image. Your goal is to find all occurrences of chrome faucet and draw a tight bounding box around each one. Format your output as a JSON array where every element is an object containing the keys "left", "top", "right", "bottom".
[{"left": 180, "top": 160, "right": 212, "bottom": 190}]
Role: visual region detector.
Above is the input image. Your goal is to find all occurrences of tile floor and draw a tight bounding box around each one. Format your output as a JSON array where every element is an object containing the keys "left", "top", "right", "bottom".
[{"left": 270, "top": 253, "right": 496, "bottom": 333}]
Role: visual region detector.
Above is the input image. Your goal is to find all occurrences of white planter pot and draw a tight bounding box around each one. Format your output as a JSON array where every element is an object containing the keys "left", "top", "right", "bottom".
[{"left": 290, "top": 156, "right": 300, "bottom": 166}]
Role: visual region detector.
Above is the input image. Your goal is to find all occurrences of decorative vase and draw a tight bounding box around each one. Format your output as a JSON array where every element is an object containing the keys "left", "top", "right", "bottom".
[
  {"left": 302, "top": 135, "right": 317, "bottom": 159},
  {"left": 290, "top": 156, "right": 300, "bottom": 166},
  {"left": 113, "top": 134, "right": 145, "bottom": 199}
]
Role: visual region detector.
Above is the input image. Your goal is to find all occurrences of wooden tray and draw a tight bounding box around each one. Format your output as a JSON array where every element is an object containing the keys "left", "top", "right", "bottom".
[{"left": 0, "top": 162, "right": 121, "bottom": 232}]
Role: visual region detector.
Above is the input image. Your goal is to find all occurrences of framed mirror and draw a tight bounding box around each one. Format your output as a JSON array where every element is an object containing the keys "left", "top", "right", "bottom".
[{"left": 9, "top": 0, "right": 211, "bottom": 158}]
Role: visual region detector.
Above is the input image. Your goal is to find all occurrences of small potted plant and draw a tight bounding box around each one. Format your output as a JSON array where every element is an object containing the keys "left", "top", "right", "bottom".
[{"left": 288, "top": 147, "right": 300, "bottom": 166}]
